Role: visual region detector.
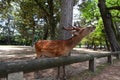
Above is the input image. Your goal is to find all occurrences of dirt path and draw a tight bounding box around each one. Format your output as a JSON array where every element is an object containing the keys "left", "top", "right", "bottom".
[
  {"left": 0, "top": 45, "right": 35, "bottom": 61},
  {"left": 92, "top": 61, "right": 120, "bottom": 80},
  {"left": 90, "top": 61, "right": 120, "bottom": 80},
  {"left": 68, "top": 60, "right": 120, "bottom": 80},
  {"left": 0, "top": 46, "right": 120, "bottom": 80}
]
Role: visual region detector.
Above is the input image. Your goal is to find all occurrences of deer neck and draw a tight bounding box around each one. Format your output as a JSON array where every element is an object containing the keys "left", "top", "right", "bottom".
[{"left": 66, "top": 35, "right": 83, "bottom": 49}]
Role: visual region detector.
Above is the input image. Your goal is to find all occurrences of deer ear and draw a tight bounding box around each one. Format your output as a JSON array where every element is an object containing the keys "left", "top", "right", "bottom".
[
  {"left": 72, "top": 31, "right": 79, "bottom": 36},
  {"left": 79, "top": 28, "right": 85, "bottom": 33},
  {"left": 72, "top": 28, "right": 85, "bottom": 36}
]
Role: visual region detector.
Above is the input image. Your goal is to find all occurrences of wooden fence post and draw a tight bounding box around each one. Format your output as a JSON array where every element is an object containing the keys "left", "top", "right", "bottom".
[
  {"left": 89, "top": 58, "right": 96, "bottom": 72},
  {"left": 107, "top": 55, "right": 112, "bottom": 64},
  {"left": 8, "top": 72, "right": 24, "bottom": 80}
]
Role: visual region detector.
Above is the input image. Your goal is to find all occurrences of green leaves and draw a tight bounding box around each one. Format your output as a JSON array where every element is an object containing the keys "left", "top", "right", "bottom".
[{"left": 79, "top": 0, "right": 106, "bottom": 47}]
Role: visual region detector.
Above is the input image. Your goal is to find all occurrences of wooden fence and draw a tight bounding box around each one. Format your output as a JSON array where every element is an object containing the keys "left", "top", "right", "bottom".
[{"left": 0, "top": 52, "right": 120, "bottom": 80}]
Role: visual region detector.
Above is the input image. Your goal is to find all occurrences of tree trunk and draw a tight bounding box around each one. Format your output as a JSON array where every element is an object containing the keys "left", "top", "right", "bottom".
[
  {"left": 59, "top": 0, "right": 74, "bottom": 40},
  {"left": 105, "top": 38, "right": 111, "bottom": 51},
  {"left": 31, "top": 25, "right": 35, "bottom": 46},
  {"left": 114, "top": 22, "right": 120, "bottom": 42},
  {"left": 30, "top": 18, "right": 36, "bottom": 46},
  {"left": 58, "top": 0, "right": 73, "bottom": 78},
  {"left": 48, "top": 0, "right": 56, "bottom": 40},
  {"left": 98, "top": 0, "right": 120, "bottom": 51},
  {"left": 34, "top": 0, "right": 57, "bottom": 40},
  {"left": 43, "top": 24, "right": 49, "bottom": 39},
  {"left": 7, "top": 18, "right": 11, "bottom": 45}
]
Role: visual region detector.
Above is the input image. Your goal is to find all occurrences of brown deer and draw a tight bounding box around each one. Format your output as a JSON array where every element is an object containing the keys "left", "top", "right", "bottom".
[{"left": 35, "top": 25, "right": 95, "bottom": 80}]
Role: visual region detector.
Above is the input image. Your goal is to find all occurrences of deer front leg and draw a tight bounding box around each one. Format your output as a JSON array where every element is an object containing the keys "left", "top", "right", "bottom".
[
  {"left": 34, "top": 71, "right": 40, "bottom": 79},
  {"left": 62, "top": 65, "right": 67, "bottom": 80},
  {"left": 62, "top": 53, "right": 71, "bottom": 80},
  {"left": 56, "top": 66, "right": 61, "bottom": 80}
]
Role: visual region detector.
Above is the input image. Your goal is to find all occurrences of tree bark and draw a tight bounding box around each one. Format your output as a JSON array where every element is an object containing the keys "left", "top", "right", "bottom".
[
  {"left": 7, "top": 18, "right": 11, "bottom": 45},
  {"left": 47, "top": 0, "right": 56, "bottom": 40},
  {"left": 108, "top": 6, "right": 120, "bottom": 10},
  {"left": 43, "top": 24, "right": 49, "bottom": 40},
  {"left": 98, "top": 0, "right": 120, "bottom": 51},
  {"left": 59, "top": 0, "right": 74, "bottom": 40},
  {"left": 35, "top": 0, "right": 56, "bottom": 40},
  {"left": 31, "top": 22, "right": 35, "bottom": 46},
  {"left": 27, "top": 17, "right": 36, "bottom": 46}
]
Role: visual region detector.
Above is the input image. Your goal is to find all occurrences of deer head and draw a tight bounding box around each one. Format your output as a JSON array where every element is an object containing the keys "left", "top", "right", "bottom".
[{"left": 63, "top": 25, "right": 95, "bottom": 37}]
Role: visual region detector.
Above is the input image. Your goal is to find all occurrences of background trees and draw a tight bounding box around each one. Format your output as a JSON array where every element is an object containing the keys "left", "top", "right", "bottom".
[
  {"left": 0, "top": 0, "right": 120, "bottom": 52},
  {"left": 98, "top": 0, "right": 120, "bottom": 51},
  {"left": 0, "top": 0, "right": 61, "bottom": 45},
  {"left": 79, "top": 0, "right": 120, "bottom": 51}
]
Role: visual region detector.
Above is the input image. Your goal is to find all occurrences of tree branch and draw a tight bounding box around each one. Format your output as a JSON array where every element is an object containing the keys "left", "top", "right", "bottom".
[
  {"left": 112, "top": 16, "right": 120, "bottom": 18},
  {"left": 108, "top": 6, "right": 120, "bottom": 10},
  {"left": 34, "top": 0, "right": 49, "bottom": 17}
]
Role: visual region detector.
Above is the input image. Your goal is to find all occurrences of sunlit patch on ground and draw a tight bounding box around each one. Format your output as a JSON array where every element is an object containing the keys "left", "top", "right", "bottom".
[
  {"left": 0, "top": 46, "right": 109, "bottom": 61},
  {"left": 0, "top": 45, "right": 36, "bottom": 60}
]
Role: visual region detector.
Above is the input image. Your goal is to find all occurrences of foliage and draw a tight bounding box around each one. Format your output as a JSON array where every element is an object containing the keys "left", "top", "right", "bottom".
[
  {"left": 0, "top": 0, "right": 61, "bottom": 45},
  {"left": 79, "top": 0, "right": 106, "bottom": 48},
  {"left": 0, "top": 0, "right": 80, "bottom": 45},
  {"left": 1, "top": 0, "right": 119, "bottom": 47},
  {"left": 106, "top": 0, "right": 120, "bottom": 43},
  {"left": 79, "top": 0, "right": 120, "bottom": 50}
]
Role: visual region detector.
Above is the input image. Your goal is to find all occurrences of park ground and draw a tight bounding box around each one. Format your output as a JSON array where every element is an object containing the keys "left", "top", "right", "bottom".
[{"left": 0, "top": 45, "right": 120, "bottom": 80}]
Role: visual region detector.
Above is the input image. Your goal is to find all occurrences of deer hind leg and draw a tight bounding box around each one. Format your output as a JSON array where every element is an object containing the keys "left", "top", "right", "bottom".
[
  {"left": 57, "top": 66, "right": 66, "bottom": 80},
  {"left": 34, "top": 58, "right": 41, "bottom": 79},
  {"left": 34, "top": 51, "right": 42, "bottom": 79},
  {"left": 62, "top": 55, "right": 70, "bottom": 80}
]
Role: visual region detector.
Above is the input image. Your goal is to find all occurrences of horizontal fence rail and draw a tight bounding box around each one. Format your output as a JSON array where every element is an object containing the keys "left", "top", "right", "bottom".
[{"left": 0, "top": 51, "right": 120, "bottom": 78}]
